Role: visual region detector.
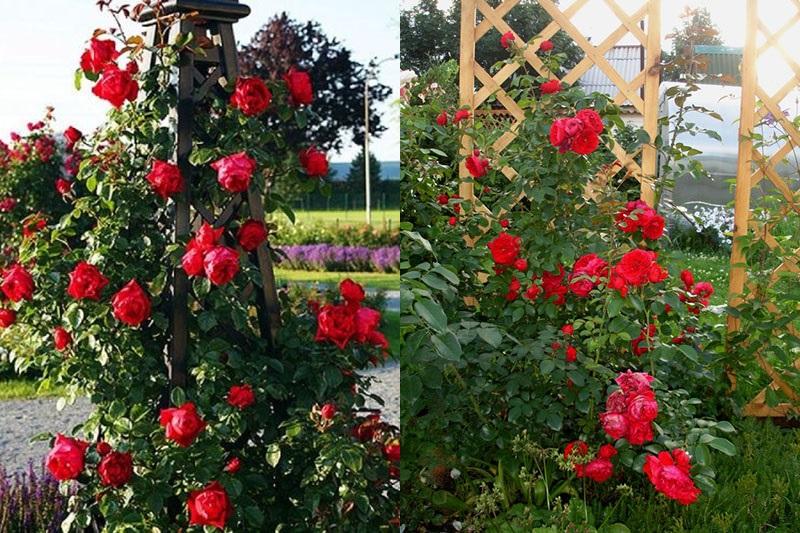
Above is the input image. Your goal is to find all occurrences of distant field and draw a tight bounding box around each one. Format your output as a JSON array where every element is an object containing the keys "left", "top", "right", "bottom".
[
  {"left": 275, "top": 268, "right": 399, "bottom": 291},
  {"left": 276, "top": 209, "right": 400, "bottom": 226}
]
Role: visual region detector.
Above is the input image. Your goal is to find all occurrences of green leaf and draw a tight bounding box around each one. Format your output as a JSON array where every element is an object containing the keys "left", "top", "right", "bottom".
[
  {"left": 197, "top": 311, "right": 217, "bottom": 332},
  {"left": 540, "top": 359, "right": 555, "bottom": 375},
  {"left": 679, "top": 344, "right": 699, "bottom": 363},
  {"left": 245, "top": 506, "right": 265, "bottom": 527},
  {"left": 421, "top": 272, "right": 449, "bottom": 291},
  {"left": 266, "top": 443, "right": 281, "bottom": 467},
  {"left": 714, "top": 421, "right": 736, "bottom": 433},
  {"left": 170, "top": 387, "right": 186, "bottom": 406},
  {"left": 708, "top": 437, "right": 736, "bottom": 456},
  {"left": 545, "top": 412, "right": 562, "bottom": 431},
  {"left": 414, "top": 299, "right": 448, "bottom": 332},
  {"left": 188, "top": 147, "right": 216, "bottom": 166},
  {"left": 477, "top": 327, "right": 503, "bottom": 348},
  {"left": 432, "top": 331, "right": 462, "bottom": 361},
  {"left": 74, "top": 69, "right": 82, "bottom": 91}
]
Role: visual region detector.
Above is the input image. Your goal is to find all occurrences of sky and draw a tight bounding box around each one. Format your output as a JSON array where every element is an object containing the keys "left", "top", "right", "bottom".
[{"left": 0, "top": 1, "right": 400, "bottom": 163}]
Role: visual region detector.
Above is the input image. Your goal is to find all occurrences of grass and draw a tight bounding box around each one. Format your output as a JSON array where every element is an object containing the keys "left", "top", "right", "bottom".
[
  {"left": 275, "top": 209, "right": 400, "bottom": 227},
  {"left": 673, "top": 250, "right": 730, "bottom": 306},
  {"left": 275, "top": 268, "right": 399, "bottom": 291},
  {"left": 0, "top": 378, "right": 64, "bottom": 400}
]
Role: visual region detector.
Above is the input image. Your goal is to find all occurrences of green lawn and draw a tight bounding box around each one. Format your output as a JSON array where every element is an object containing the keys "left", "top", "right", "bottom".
[
  {"left": 0, "top": 379, "right": 64, "bottom": 400},
  {"left": 275, "top": 268, "right": 399, "bottom": 290},
  {"left": 675, "top": 250, "right": 729, "bottom": 306},
  {"left": 276, "top": 209, "right": 400, "bottom": 227}
]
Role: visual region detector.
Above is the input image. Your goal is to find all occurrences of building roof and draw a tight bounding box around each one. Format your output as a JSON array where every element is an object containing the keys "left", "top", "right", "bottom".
[
  {"left": 693, "top": 45, "right": 742, "bottom": 85},
  {"left": 578, "top": 45, "right": 643, "bottom": 111}
]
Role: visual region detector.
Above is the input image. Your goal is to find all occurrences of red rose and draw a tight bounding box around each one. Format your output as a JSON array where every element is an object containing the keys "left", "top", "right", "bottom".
[
  {"left": 64, "top": 126, "right": 82, "bottom": 150},
  {"left": 583, "top": 445, "right": 616, "bottom": 483},
  {"left": 145, "top": 160, "right": 184, "bottom": 199},
  {"left": 227, "top": 384, "right": 255, "bottom": 410},
  {"left": 500, "top": 219, "right": 509, "bottom": 228},
  {"left": 541, "top": 265, "right": 568, "bottom": 305},
  {"left": 320, "top": 403, "right": 337, "bottom": 420},
  {"left": 539, "top": 39, "right": 554, "bottom": 52},
  {"left": 627, "top": 391, "right": 659, "bottom": 422},
  {"left": 111, "top": 279, "right": 151, "bottom": 326},
  {"left": 627, "top": 420, "right": 654, "bottom": 445},
  {"left": 383, "top": 439, "right": 400, "bottom": 462},
  {"left": 224, "top": 457, "right": 241, "bottom": 474},
  {"left": 98, "top": 451, "right": 133, "bottom": 488},
  {"left": 465, "top": 149, "right": 489, "bottom": 178},
  {"left": 549, "top": 118, "right": 572, "bottom": 152},
  {"left": 643, "top": 450, "right": 701, "bottom": 505},
  {"left": 159, "top": 402, "right": 206, "bottom": 447},
  {"left": 181, "top": 243, "right": 206, "bottom": 277},
  {"left": 680, "top": 269, "right": 695, "bottom": 289},
  {"left": 571, "top": 130, "right": 600, "bottom": 155},
  {"left": 315, "top": 304, "right": 357, "bottom": 350},
  {"left": 55, "top": 178, "right": 72, "bottom": 195},
  {"left": 616, "top": 249, "right": 659, "bottom": 286},
  {"left": 230, "top": 76, "right": 272, "bottom": 116},
  {"left": 80, "top": 38, "right": 119, "bottom": 74},
  {"left": 448, "top": 216, "right": 457, "bottom": 226},
  {"left": 203, "top": 246, "right": 240, "bottom": 286},
  {"left": 436, "top": 111, "right": 448, "bottom": 126},
  {"left": 354, "top": 306, "right": 382, "bottom": 344},
  {"left": 615, "top": 370, "right": 654, "bottom": 394},
  {"left": 340, "top": 278, "right": 365, "bottom": 307},
  {"left": 92, "top": 65, "right": 139, "bottom": 108},
  {"left": 506, "top": 277, "right": 521, "bottom": 301},
  {"left": 453, "top": 109, "right": 471, "bottom": 123},
  {"left": 236, "top": 219, "right": 268, "bottom": 251},
  {"left": 540, "top": 79, "right": 561, "bottom": 94},
  {"left": 64, "top": 153, "right": 80, "bottom": 176},
  {"left": 211, "top": 152, "right": 256, "bottom": 193},
  {"left": 500, "top": 31, "right": 515, "bottom": 49},
  {"left": 0, "top": 198, "right": 16, "bottom": 212},
  {"left": 299, "top": 146, "right": 329, "bottom": 177},
  {"left": 67, "top": 262, "right": 108, "bottom": 301},
  {"left": 0, "top": 309, "right": 16, "bottom": 328},
  {"left": 487, "top": 232, "right": 521, "bottom": 266},
  {"left": 600, "top": 412, "right": 628, "bottom": 440},
  {"left": 53, "top": 327, "right": 72, "bottom": 351},
  {"left": 96, "top": 441, "right": 112, "bottom": 456},
  {"left": 284, "top": 67, "right": 313, "bottom": 106},
  {"left": 631, "top": 323, "right": 657, "bottom": 356},
  {"left": 641, "top": 211, "right": 665, "bottom": 240},
  {"left": 605, "top": 390, "right": 627, "bottom": 413},
  {"left": 196, "top": 223, "right": 224, "bottom": 251},
  {"left": 352, "top": 414, "right": 382, "bottom": 442},
  {"left": 436, "top": 193, "right": 449, "bottom": 205},
  {"left": 577, "top": 109, "right": 604, "bottom": 134},
  {"left": 569, "top": 253, "right": 608, "bottom": 297},
  {"left": 1, "top": 264, "right": 34, "bottom": 302},
  {"left": 46, "top": 434, "right": 89, "bottom": 481},
  {"left": 188, "top": 481, "right": 233, "bottom": 529},
  {"left": 565, "top": 345, "right": 577, "bottom": 362}
]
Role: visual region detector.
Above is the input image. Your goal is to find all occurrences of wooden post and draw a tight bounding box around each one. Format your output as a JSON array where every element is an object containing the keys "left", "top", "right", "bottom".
[
  {"left": 459, "top": 0, "right": 477, "bottom": 203},
  {"left": 640, "top": 0, "right": 661, "bottom": 207},
  {"left": 727, "top": 0, "right": 757, "bottom": 333}
]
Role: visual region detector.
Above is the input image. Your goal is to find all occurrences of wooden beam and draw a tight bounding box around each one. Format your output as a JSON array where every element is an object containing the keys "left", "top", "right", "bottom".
[
  {"left": 459, "top": 0, "right": 477, "bottom": 202},
  {"left": 640, "top": 0, "right": 660, "bottom": 207}
]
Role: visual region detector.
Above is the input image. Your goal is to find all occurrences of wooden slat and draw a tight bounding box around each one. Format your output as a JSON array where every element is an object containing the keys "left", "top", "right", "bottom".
[
  {"left": 459, "top": 0, "right": 477, "bottom": 202},
  {"left": 639, "top": 0, "right": 661, "bottom": 207}
]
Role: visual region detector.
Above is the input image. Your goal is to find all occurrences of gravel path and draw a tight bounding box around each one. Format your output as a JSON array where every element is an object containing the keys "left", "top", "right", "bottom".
[{"left": 0, "top": 363, "right": 399, "bottom": 474}]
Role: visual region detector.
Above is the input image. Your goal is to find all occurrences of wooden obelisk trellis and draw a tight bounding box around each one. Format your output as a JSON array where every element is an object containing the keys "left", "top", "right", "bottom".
[
  {"left": 458, "top": 0, "right": 661, "bottom": 208},
  {"left": 140, "top": 0, "right": 281, "bottom": 391},
  {"left": 727, "top": 0, "right": 800, "bottom": 417}
]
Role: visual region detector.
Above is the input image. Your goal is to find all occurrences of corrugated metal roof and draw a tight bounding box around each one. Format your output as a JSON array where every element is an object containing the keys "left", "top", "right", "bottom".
[
  {"left": 693, "top": 46, "right": 742, "bottom": 85},
  {"left": 578, "top": 45, "right": 643, "bottom": 108}
]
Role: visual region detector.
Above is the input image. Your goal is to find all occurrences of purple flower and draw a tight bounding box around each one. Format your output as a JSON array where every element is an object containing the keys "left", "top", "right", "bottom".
[
  {"left": 276, "top": 244, "right": 399, "bottom": 272},
  {"left": 0, "top": 460, "right": 74, "bottom": 532}
]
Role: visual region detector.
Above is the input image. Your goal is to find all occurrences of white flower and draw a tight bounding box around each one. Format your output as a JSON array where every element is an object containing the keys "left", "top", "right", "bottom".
[{"left": 450, "top": 468, "right": 461, "bottom": 479}]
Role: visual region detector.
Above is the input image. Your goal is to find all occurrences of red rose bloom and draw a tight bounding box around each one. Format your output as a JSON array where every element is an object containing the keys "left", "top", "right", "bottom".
[
  {"left": 284, "top": 67, "right": 313, "bottom": 106},
  {"left": 55, "top": 178, "right": 72, "bottom": 195},
  {"left": 46, "top": 434, "right": 89, "bottom": 481},
  {"left": 436, "top": 111, "right": 448, "bottom": 126},
  {"left": 437, "top": 193, "right": 449, "bottom": 205},
  {"left": 569, "top": 253, "right": 608, "bottom": 297},
  {"left": 67, "top": 262, "right": 109, "bottom": 300},
  {"left": 145, "top": 160, "right": 184, "bottom": 199},
  {"left": 63, "top": 126, "right": 82, "bottom": 150},
  {"left": 576, "top": 108, "right": 604, "bottom": 134},
  {"left": 627, "top": 390, "right": 659, "bottom": 422},
  {"left": 236, "top": 219, "right": 268, "bottom": 251},
  {"left": 195, "top": 223, "right": 224, "bottom": 251},
  {"left": 539, "top": 39, "right": 554, "bottom": 52},
  {"left": 98, "top": 451, "right": 133, "bottom": 488},
  {"left": 541, "top": 265, "right": 568, "bottom": 305},
  {"left": 643, "top": 449, "right": 701, "bottom": 505},
  {"left": 111, "top": 279, "right": 151, "bottom": 326},
  {"left": 0, "top": 309, "right": 16, "bottom": 328},
  {"left": 514, "top": 258, "right": 528, "bottom": 272},
  {"left": 354, "top": 306, "right": 382, "bottom": 343},
  {"left": 203, "top": 246, "right": 240, "bottom": 286},
  {"left": 187, "top": 481, "right": 233, "bottom": 529},
  {"left": 53, "top": 327, "right": 72, "bottom": 351},
  {"left": 1, "top": 264, "right": 34, "bottom": 302},
  {"left": 641, "top": 211, "right": 665, "bottom": 240},
  {"left": 92, "top": 65, "right": 139, "bottom": 108},
  {"left": 465, "top": 149, "right": 489, "bottom": 178},
  {"left": 448, "top": 216, "right": 457, "bottom": 226},
  {"left": 616, "top": 249, "right": 660, "bottom": 286},
  {"left": 80, "top": 38, "right": 119, "bottom": 74},
  {"left": 561, "top": 324, "right": 574, "bottom": 336},
  {"left": 211, "top": 152, "right": 257, "bottom": 193},
  {"left": 230, "top": 76, "right": 272, "bottom": 116},
  {"left": 680, "top": 269, "right": 695, "bottom": 289},
  {"left": 224, "top": 457, "right": 241, "bottom": 474},
  {"left": 340, "top": 278, "right": 365, "bottom": 307},
  {"left": 159, "top": 402, "right": 206, "bottom": 447},
  {"left": 181, "top": 243, "right": 205, "bottom": 277},
  {"left": 600, "top": 412, "right": 628, "bottom": 440},
  {"left": 571, "top": 130, "right": 600, "bottom": 155},
  {"left": 487, "top": 232, "right": 521, "bottom": 266},
  {"left": 227, "top": 384, "right": 255, "bottom": 410},
  {"left": 320, "top": 403, "right": 337, "bottom": 420},
  {"left": 384, "top": 439, "right": 400, "bottom": 462},
  {"left": 500, "top": 31, "right": 515, "bottom": 49},
  {"left": 540, "top": 79, "right": 561, "bottom": 94},
  {"left": 582, "top": 444, "right": 617, "bottom": 483},
  {"left": 565, "top": 345, "right": 577, "bottom": 362},
  {"left": 299, "top": 146, "right": 329, "bottom": 177},
  {"left": 0, "top": 198, "right": 16, "bottom": 212},
  {"left": 315, "top": 304, "right": 357, "bottom": 350},
  {"left": 453, "top": 109, "right": 471, "bottom": 123}
]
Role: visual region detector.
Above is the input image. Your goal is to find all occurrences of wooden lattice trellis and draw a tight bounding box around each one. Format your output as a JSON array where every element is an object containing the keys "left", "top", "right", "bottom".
[
  {"left": 728, "top": 0, "right": 800, "bottom": 418},
  {"left": 458, "top": 0, "right": 662, "bottom": 207}
]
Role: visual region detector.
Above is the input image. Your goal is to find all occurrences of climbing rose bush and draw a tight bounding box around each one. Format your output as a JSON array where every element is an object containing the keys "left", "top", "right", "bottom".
[{"left": 10, "top": 5, "right": 397, "bottom": 531}]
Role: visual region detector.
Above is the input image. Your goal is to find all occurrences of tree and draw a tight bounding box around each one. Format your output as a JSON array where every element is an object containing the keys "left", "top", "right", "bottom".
[
  {"left": 239, "top": 13, "right": 392, "bottom": 154},
  {"left": 344, "top": 148, "right": 382, "bottom": 196},
  {"left": 663, "top": 7, "right": 723, "bottom": 81},
  {"left": 401, "top": 0, "right": 583, "bottom": 75}
]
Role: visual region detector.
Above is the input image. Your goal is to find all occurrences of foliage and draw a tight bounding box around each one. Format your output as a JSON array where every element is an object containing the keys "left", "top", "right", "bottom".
[
  {"left": 663, "top": 7, "right": 723, "bottom": 82},
  {"left": 0, "top": 462, "right": 75, "bottom": 533},
  {"left": 401, "top": 0, "right": 583, "bottom": 75},
  {"left": 401, "top": 44, "right": 734, "bottom": 530},
  {"left": 8, "top": 5, "right": 398, "bottom": 531}
]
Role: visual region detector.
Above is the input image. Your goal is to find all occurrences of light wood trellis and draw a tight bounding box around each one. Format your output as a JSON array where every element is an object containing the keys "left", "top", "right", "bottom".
[
  {"left": 458, "top": 0, "right": 662, "bottom": 207},
  {"left": 728, "top": 0, "right": 800, "bottom": 418}
]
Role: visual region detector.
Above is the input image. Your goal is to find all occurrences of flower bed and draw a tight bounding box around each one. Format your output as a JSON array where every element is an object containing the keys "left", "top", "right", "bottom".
[
  {"left": 0, "top": 462, "right": 74, "bottom": 532},
  {"left": 277, "top": 244, "right": 399, "bottom": 272},
  {"left": 270, "top": 219, "right": 399, "bottom": 247}
]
